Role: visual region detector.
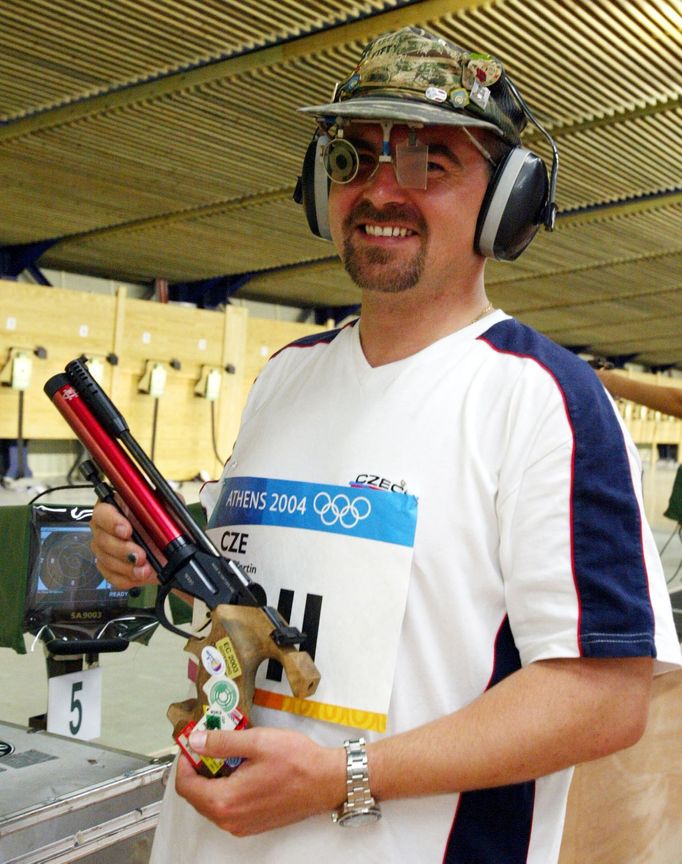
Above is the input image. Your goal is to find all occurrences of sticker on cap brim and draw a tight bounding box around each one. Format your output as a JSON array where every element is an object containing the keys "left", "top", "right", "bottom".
[
  {"left": 201, "top": 645, "right": 226, "bottom": 678},
  {"left": 425, "top": 86, "right": 448, "bottom": 103},
  {"left": 449, "top": 87, "right": 469, "bottom": 108}
]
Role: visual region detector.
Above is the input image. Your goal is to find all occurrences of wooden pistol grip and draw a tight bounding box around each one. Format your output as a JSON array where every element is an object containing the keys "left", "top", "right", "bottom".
[{"left": 168, "top": 604, "right": 320, "bottom": 740}]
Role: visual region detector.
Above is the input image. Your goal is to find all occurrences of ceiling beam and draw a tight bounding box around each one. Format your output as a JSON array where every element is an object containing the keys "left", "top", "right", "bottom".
[
  {"left": 0, "top": 0, "right": 484, "bottom": 143},
  {"left": 523, "top": 93, "right": 680, "bottom": 143},
  {"left": 487, "top": 246, "right": 681, "bottom": 296},
  {"left": 509, "top": 282, "right": 682, "bottom": 316},
  {"left": 53, "top": 188, "right": 294, "bottom": 246},
  {"left": 555, "top": 189, "right": 682, "bottom": 228},
  {"left": 4, "top": 0, "right": 676, "bottom": 146},
  {"left": 240, "top": 243, "right": 682, "bottom": 307}
]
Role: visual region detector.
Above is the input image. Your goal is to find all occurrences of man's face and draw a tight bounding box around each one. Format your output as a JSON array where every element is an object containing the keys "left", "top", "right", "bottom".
[{"left": 328, "top": 123, "right": 491, "bottom": 295}]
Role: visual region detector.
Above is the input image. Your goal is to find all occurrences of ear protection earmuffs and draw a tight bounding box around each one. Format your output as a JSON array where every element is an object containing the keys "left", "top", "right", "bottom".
[
  {"left": 474, "top": 145, "right": 550, "bottom": 260},
  {"left": 294, "top": 131, "right": 555, "bottom": 261},
  {"left": 295, "top": 132, "right": 332, "bottom": 241},
  {"left": 293, "top": 72, "right": 559, "bottom": 262}
]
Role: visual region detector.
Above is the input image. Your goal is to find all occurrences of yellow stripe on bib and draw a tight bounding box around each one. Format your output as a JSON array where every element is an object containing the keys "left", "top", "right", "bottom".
[{"left": 253, "top": 688, "right": 387, "bottom": 732}]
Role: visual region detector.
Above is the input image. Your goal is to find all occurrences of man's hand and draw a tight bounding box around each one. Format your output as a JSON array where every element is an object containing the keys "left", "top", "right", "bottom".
[
  {"left": 90, "top": 500, "right": 156, "bottom": 590},
  {"left": 175, "top": 727, "right": 346, "bottom": 836}
]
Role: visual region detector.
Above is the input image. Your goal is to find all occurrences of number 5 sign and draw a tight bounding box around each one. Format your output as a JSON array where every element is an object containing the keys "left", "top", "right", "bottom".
[{"left": 47, "top": 668, "right": 103, "bottom": 740}]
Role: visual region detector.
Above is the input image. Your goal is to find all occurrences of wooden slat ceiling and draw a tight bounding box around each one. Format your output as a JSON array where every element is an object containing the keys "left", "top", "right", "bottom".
[{"left": 1, "top": 0, "right": 681, "bottom": 367}]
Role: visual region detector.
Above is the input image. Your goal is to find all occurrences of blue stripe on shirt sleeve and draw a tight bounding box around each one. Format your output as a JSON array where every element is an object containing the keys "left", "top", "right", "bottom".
[{"left": 479, "top": 319, "right": 656, "bottom": 659}]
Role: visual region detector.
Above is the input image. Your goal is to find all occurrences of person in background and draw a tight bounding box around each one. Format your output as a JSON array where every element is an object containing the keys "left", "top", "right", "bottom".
[
  {"left": 91, "top": 26, "right": 681, "bottom": 864},
  {"left": 597, "top": 368, "right": 682, "bottom": 420}
]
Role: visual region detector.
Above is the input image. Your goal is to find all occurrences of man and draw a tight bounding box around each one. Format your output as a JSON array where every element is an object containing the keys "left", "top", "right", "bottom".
[{"left": 91, "top": 27, "right": 681, "bottom": 864}]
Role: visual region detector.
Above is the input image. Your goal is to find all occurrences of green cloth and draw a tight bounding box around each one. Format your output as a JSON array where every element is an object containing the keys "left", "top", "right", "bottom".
[
  {"left": 186, "top": 499, "right": 207, "bottom": 529},
  {"left": 128, "top": 584, "right": 192, "bottom": 626},
  {"left": 0, "top": 505, "right": 32, "bottom": 654},
  {"left": 664, "top": 465, "right": 682, "bottom": 523}
]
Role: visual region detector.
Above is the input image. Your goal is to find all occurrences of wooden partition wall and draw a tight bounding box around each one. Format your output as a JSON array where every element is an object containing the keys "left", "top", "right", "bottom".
[
  {"left": 0, "top": 280, "right": 327, "bottom": 479},
  {"left": 559, "top": 669, "right": 682, "bottom": 864},
  {"left": 612, "top": 371, "right": 682, "bottom": 460},
  {"left": 2, "top": 279, "right": 680, "bottom": 475},
  {"left": 0, "top": 282, "right": 117, "bottom": 442}
]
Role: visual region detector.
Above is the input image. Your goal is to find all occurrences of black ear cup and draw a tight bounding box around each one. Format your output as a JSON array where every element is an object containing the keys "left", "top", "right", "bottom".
[
  {"left": 475, "top": 147, "right": 549, "bottom": 261},
  {"left": 299, "top": 133, "right": 332, "bottom": 240}
]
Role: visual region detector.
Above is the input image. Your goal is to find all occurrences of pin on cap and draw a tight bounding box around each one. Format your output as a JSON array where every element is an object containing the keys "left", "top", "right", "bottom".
[
  {"left": 299, "top": 26, "right": 527, "bottom": 144},
  {"left": 449, "top": 87, "right": 469, "bottom": 108},
  {"left": 470, "top": 80, "right": 490, "bottom": 110},
  {"left": 425, "top": 86, "right": 448, "bottom": 103}
]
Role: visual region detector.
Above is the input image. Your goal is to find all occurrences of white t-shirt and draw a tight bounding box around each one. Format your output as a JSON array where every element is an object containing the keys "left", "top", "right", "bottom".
[{"left": 151, "top": 311, "right": 680, "bottom": 864}]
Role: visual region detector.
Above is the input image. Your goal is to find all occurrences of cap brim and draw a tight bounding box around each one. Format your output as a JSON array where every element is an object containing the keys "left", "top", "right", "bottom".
[{"left": 299, "top": 97, "right": 504, "bottom": 136}]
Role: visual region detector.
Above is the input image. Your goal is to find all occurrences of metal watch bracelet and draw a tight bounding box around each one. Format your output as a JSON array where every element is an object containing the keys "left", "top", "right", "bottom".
[{"left": 332, "top": 737, "right": 382, "bottom": 827}]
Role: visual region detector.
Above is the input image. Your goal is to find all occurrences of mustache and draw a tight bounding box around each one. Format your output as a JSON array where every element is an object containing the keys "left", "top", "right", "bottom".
[{"left": 344, "top": 201, "right": 427, "bottom": 234}]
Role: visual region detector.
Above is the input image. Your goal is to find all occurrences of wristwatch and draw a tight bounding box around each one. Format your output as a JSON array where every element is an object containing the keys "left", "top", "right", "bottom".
[{"left": 332, "top": 737, "right": 382, "bottom": 827}]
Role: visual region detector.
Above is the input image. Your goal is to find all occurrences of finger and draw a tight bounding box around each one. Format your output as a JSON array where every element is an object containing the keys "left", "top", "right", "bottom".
[
  {"left": 90, "top": 503, "right": 153, "bottom": 577},
  {"left": 175, "top": 752, "right": 236, "bottom": 816},
  {"left": 93, "top": 549, "right": 155, "bottom": 589},
  {"left": 90, "top": 524, "right": 147, "bottom": 568},
  {"left": 175, "top": 750, "right": 206, "bottom": 788},
  {"left": 91, "top": 532, "right": 152, "bottom": 579},
  {"left": 90, "top": 520, "right": 155, "bottom": 588},
  {"left": 188, "top": 728, "right": 252, "bottom": 760},
  {"left": 91, "top": 501, "right": 132, "bottom": 539}
]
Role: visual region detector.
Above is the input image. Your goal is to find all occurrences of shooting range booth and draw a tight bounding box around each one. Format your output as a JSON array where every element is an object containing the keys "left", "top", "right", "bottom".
[{"left": 0, "top": 499, "right": 176, "bottom": 864}]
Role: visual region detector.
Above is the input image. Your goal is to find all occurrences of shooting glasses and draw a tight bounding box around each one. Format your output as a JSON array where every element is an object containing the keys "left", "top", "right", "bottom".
[{"left": 321, "top": 120, "right": 496, "bottom": 190}]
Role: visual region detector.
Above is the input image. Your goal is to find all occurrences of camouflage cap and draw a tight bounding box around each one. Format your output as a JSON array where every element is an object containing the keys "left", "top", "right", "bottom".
[{"left": 300, "top": 27, "right": 526, "bottom": 144}]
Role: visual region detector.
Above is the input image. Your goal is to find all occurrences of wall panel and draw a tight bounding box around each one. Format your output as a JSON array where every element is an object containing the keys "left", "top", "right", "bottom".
[{"left": 1, "top": 280, "right": 330, "bottom": 479}]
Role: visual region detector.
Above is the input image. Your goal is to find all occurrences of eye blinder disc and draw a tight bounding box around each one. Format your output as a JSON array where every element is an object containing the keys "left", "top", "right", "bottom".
[
  {"left": 322, "top": 138, "right": 360, "bottom": 183},
  {"left": 322, "top": 135, "right": 429, "bottom": 189}
]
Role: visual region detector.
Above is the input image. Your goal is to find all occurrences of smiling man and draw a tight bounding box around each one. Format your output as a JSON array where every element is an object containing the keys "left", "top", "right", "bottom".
[
  {"left": 91, "top": 26, "right": 681, "bottom": 864},
  {"left": 325, "top": 121, "right": 496, "bottom": 365},
  {"left": 331, "top": 125, "right": 484, "bottom": 291}
]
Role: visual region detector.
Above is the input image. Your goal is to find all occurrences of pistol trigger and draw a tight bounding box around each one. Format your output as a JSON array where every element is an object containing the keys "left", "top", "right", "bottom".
[{"left": 154, "top": 583, "right": 195, "bottom": 640}]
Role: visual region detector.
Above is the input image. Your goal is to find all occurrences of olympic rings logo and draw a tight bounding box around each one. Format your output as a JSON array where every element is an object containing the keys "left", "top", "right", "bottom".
[{"left": 313, "top": 492, "right": 372, "bottom": 529}]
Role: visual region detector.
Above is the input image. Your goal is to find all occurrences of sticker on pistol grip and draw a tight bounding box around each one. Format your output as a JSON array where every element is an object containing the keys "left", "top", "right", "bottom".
[
  {"left": 201, "top": 645, "right": 227, "bottom": 678},
  {"left": 199, "top": 704, "right": 248, "bottom": 774},
  {"left": 216, "top": 635, "right": 243, "bottom": 679},
  {"left": 202, "top": 675, "right": 240, "bottom": 714},
  {"left": 176, "top": 720, "right": 202, "bottom": 768}
]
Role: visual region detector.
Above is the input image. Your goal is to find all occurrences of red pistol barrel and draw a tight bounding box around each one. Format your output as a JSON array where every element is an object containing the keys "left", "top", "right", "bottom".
[{"left": 46, "top": 375, "right": 183, "bottom": 550}]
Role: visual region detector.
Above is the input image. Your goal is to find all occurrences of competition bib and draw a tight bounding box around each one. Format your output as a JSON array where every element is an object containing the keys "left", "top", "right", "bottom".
[{"left": 207, "top": 476, "right": 417, "bottom": 732}]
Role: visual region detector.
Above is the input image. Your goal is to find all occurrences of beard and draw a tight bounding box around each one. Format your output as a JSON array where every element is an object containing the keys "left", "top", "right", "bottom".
[{"left": 340, "top": 201, "right": 427, "bottom": 293}]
